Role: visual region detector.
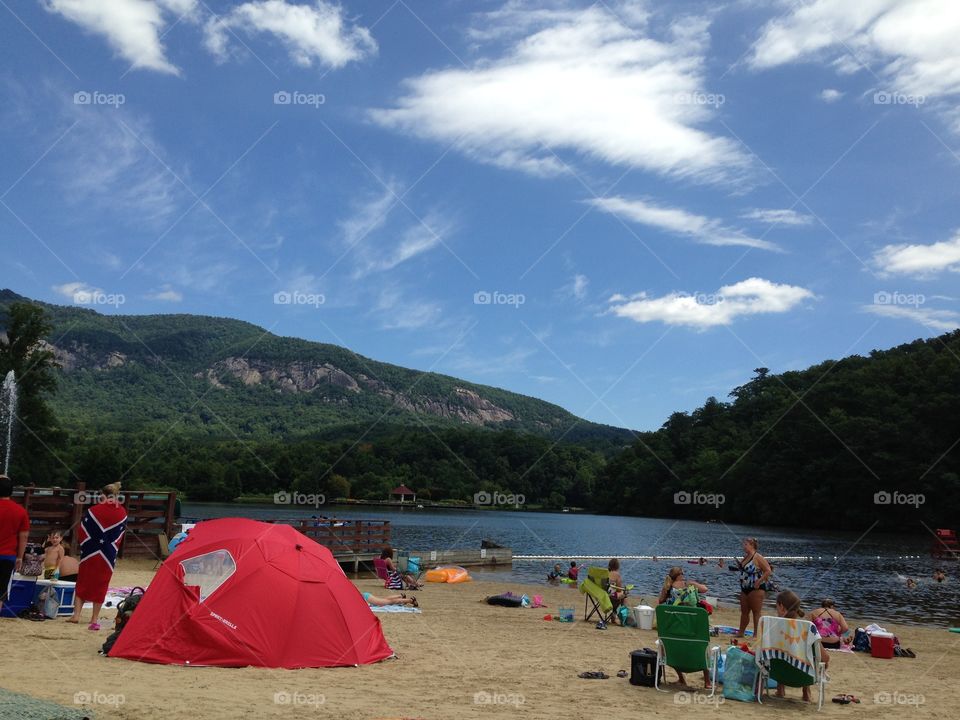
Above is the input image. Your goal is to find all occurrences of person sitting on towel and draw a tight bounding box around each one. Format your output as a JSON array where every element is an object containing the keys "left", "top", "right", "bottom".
[{"left": 809, "top": 598, "right": 849, "bottom": 649}]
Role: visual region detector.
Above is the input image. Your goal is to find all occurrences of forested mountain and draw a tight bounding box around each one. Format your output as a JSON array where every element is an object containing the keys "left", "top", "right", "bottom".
[
  {"left": 0, "top": 290, "right": 630, "bottom": 443},
  {"left": 597, "top": 331, "right": 960, "bottom": 529}
]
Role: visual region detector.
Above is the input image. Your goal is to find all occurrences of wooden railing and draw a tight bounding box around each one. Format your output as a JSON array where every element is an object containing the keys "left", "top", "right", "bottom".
[
  {"left": 292, "top": 519, "right": 391, "bottom": 557},
  {"left": 11, "top": 485, "right": 177, "bottom": 559}
]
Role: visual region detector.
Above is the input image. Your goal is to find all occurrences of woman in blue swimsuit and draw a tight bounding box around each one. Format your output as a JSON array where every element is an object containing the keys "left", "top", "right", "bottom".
[{"left": 737, "top": 537, "right": 771, "bottom": 639}]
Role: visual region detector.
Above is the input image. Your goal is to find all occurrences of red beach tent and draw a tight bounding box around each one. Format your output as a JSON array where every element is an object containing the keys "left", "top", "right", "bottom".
[{"left": 108, "top": 518, "right": 393, "bottom": 668}]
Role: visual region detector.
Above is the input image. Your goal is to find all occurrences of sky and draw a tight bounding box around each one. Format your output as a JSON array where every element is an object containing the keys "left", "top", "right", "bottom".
[{"left": 2, "top": 0, "right": 959, "bottom": 432}]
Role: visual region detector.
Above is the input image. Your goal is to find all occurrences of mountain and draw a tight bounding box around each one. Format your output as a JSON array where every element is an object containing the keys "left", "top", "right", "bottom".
[{"left": 0, "top": 289, "right": 632, "bottom": 445}]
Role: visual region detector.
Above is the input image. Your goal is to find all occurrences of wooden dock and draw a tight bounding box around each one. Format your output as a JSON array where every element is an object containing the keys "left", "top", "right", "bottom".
[
  {"left": 292, "top": 518, "right": 391, "bottom": 572},
  {"left": 405, "top": 548, "right": 513, "bottom": 569}
]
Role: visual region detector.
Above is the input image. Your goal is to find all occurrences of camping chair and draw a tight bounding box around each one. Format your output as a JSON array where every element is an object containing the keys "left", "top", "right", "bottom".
[
  {"left": 755, "top": 615, "right": 829, "bottom": 710},
  {"left": 654, "top": 604, "right": 720, "bottom": 695},
  {"left": 580, "top": 567, "right": 615, "bottom": 624},
  {"left": 153, "top": 532, "right": 170, "bottom": 570},
  {"left": 373, "top": 558, "right": 393, "bottom": 588}
]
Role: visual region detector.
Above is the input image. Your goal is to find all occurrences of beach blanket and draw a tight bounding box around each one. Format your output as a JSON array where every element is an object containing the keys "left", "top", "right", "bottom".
[
  {"left": 758, "top": 618, "right": 820, "bottom": 681},
  {"left": 77, "top": 501, "right": 127, "bottom": 603},
  {"left": 369, "top": 605, "right": 421, "bottom": 614}
]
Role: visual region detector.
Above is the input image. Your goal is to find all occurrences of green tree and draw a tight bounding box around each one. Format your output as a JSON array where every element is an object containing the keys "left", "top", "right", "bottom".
[{"left": 0, "top": 302, "right": 63, "bottom": 484}]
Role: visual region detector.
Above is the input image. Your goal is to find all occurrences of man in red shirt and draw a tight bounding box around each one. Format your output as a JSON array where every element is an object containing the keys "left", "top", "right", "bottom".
[{"left": 0, "top": 474, "right": 30, "bottom": 615}]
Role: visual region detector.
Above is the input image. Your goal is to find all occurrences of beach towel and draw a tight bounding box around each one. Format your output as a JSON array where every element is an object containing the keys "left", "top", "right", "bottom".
[
  {"left": 758, "top": 617, "right": 820, "bottom": 681},
  {"left": 76, "top": 501, "right": 127, "bottom": 604},
  {"left": 369, "top": 604, "right": 421, "bottom": 613}
]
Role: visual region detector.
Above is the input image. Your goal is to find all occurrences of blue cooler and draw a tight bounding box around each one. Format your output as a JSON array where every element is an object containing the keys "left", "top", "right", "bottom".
[{"left": 1, "top": 575, "right": 38, "bottom": 618}]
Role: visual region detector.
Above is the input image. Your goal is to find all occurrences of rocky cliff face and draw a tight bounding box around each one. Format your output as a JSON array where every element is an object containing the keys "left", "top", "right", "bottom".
[
  {"left": 200, "top": 357, "right": 515, "bottom": 426},
  {"left": 43, "top": 340, "right": 129, "bottom": 372}
]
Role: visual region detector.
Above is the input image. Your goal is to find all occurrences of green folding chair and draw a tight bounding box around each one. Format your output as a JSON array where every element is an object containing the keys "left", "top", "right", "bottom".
[
  {"left": 654, "top": 604, "right": 720, "bottom": 694},
  {"left": 755, "top": 616, "right": 829, "bottom": 710},
  {"left": 580, "top": 567, "right": 614, "bottom": 624}
]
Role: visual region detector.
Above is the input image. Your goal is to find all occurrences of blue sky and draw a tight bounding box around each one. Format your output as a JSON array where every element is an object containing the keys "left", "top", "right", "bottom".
[{"left": 2, "top": 0, "right": 959, "bottom": 431}]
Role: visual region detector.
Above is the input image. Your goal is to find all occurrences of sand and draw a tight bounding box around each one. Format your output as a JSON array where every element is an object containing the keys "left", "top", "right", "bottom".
[{"left": 0, "top": 559, "right": 955, "bottom": 719}]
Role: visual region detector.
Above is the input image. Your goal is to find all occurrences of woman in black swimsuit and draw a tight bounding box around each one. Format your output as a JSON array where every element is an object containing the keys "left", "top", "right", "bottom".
[{"left": 737, "top": 537, "right": 771, "bottom": 639}]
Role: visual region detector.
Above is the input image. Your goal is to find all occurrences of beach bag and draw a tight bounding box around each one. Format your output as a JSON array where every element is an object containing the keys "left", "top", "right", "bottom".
[
  {"left": 102, "top": 587, "right": 145, "bottom": 655},
  {"left": 20, "top": 544, "right": 44, "bottom": 577},
  {"left": 42, "top": 590, "right": 61, "bottom": 619},
  {"left": 853, "top": 628, "right": 871, "bottom": 653},
  {"left": 722, "top": 647, "right": 757, "bottom": 702}
]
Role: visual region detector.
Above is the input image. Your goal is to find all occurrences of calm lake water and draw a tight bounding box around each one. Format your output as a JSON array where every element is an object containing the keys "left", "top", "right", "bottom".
[{"left": 182, "top": 503, "right": 959, "bottom": 628}]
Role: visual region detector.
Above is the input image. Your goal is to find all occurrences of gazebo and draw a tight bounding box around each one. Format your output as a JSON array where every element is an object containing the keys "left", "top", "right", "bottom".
[{"left": 390, "top": 484, "right": 416, "bottom": 504}]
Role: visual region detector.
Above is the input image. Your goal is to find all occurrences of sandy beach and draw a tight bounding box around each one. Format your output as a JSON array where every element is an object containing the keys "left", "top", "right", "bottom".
[{"left": 0, "top": 559, "right": 955, "bottom": 719}]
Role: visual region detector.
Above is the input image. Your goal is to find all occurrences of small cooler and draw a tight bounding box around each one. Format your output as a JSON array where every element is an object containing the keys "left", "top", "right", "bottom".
[{"left": 870, "top": 631, "right": 895, "bottom": 659}]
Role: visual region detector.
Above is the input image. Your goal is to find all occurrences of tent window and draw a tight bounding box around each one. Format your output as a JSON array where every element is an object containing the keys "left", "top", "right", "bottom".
[{"left": 180, "top": 550, "right": 236, "bottom": 602}]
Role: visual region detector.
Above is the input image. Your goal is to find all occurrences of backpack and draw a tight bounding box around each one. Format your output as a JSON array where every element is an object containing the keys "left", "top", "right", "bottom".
[
  {"left": 853, "top": 628, "right": 871, "bottom": 653},
  {"left": 101, "top": 587, "right": 146, "bottom": 655}
]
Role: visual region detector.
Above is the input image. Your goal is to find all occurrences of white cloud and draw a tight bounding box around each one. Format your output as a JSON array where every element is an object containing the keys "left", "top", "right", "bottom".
[
  {"left": 608, "top": 277, "right": 814, "bottom": 329},
  {"left": 741, "top": 208, "right": 814, "bottom": 227},
  {"left": 572, "top": 274, "right": 588, "bottom": 300},
  {"left": 374, "top": 288, "right": 442, "bottom": 330},
  {"left": 205, "top": 0, "right": 376, "bottom": 69},
  {"left": 749, "top": 0, "right": 960, "bottom": 100},
  {"left": 872, "top": 231, "right": 960, "bottom": 276},
  {"left": 820, "top": 88, "right": 844, "bottom": 102},
  {"left": 372, "top": 6, "right": 748, "bottom": 181},
  {"left": 338, "top": 185, "right": 398, "bottom": 248},
  {"left": 864, "top": 304, "right": 960, "bottom": 332},
  {"left": 56, "top": 109, "right": 184, "bottom": 224},
  {"left": 355, "top": 220, "right": 446, "bottom": 278},
  {"left": 52, "top": 281, "right": 100, "bottom": 302},
  {"left": 591, "top": 196, "right": 778, "bottom": 250},
  {"left": 43, "top": 0, "right": 197, "bottom": 74},
  {"left": 145, "top": 285, "right": 183, "bottom": 302}
]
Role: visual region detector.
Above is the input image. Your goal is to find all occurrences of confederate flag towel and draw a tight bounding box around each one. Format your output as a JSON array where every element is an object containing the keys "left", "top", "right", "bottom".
[{"left": 76, "top": 500, "right": 127, "bottom": 603}]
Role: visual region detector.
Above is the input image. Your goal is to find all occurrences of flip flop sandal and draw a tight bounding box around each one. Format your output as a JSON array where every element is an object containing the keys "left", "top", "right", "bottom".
[
  {"left": 904, "top": 648, "right": 916, "bottom": 658},
  {"left": 617, "top": 670, "right": 628, "bottom": 678},
  {"left": 88, "top": 622, "right": 101, "bottom": 631},
  {"left": 411, "top": 597, "right": 419, "bottom": 608},
  {"left": 578, "top": 671, "right": 610, "bottom": 679}
]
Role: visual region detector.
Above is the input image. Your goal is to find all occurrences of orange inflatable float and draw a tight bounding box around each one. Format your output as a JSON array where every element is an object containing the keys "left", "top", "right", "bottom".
[{"left": 424, "top": 565, "right": 472, "bottom": 583}]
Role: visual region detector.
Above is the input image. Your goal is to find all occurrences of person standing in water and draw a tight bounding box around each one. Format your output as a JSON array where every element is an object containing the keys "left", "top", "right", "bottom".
[{"left": 737, "top": 537, "right": 771, "bottom": 639}]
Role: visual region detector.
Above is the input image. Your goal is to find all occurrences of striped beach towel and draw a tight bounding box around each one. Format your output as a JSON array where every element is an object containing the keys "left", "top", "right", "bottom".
[{"left": 758, "top": 617, "right": 820, "bottom": 680}]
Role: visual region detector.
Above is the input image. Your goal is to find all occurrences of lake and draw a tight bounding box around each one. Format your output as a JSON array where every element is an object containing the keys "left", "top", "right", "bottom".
[{"left": 182, "top": 502, "right": 958, "bottom": 628}]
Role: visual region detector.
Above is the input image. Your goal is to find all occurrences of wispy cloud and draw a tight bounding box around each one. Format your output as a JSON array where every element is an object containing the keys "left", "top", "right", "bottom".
[
  {"left": 608, "top": 277, "right": 814, "bottom": 329},
  {"left": 144, "top": 285, "right": 183, "bottom": 302},
  {"left": 591, "top": 197, "right": 778, "bottom": 250},
  {"left": 372, "top": 5, "right": 748, "bottom": 181},
  {"left": 864, "top": 303, "right": 960, "bottom": 332},
  {"left": 819, "top": 88, "right": 844, "bottom": 103},
  {"left": 204, "top": 0, "right": 377, "bottom": 69},
  {"left": 741, "top": 208, "right": 814, "bottom": 227}
]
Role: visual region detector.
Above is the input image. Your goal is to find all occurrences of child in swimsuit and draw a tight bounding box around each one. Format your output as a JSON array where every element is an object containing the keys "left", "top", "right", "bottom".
[{"left": 42, "top": 532, "right": 65, "bottom": 580}]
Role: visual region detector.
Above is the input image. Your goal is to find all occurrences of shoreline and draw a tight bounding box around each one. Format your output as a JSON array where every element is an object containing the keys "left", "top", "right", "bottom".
[{"left": 0, "top": 559, "right": 953, "bottom": 719}]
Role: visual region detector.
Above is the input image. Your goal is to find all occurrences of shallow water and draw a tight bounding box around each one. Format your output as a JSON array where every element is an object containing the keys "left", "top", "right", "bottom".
[{"left": 182, "top": 503, "right": 959, "bottom": 628}]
